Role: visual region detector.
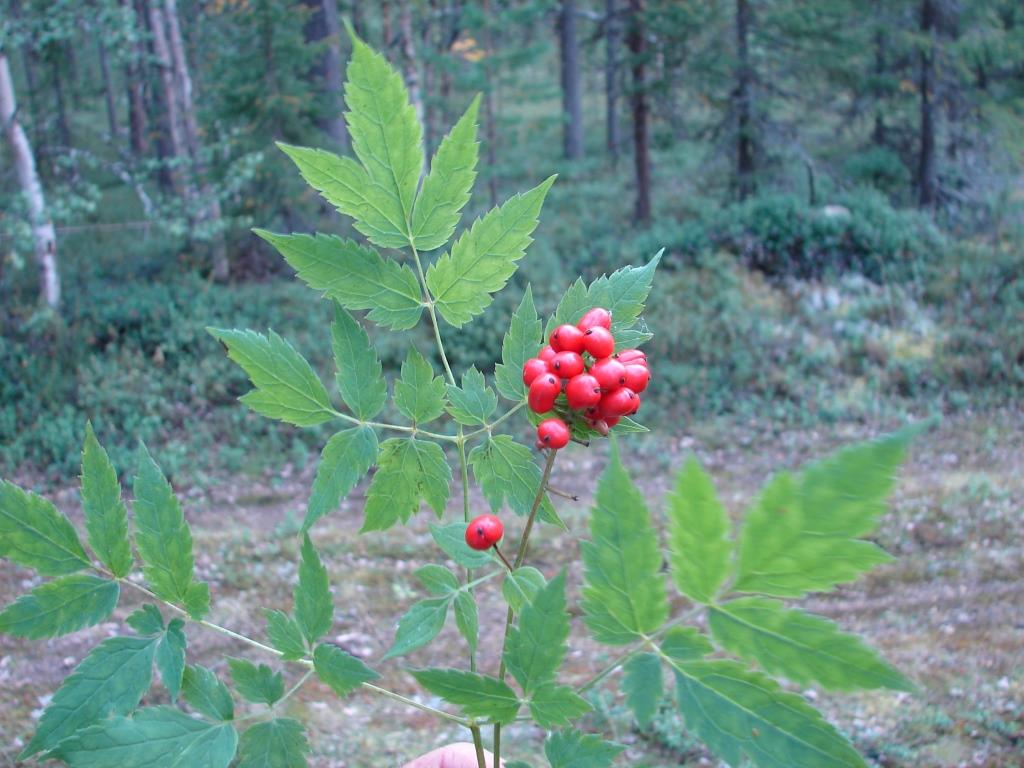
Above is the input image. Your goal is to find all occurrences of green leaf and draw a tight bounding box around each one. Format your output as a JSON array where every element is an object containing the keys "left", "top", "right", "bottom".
[
  {"left": 0, "top": 575, "right": 118, "bottom": 639},
  {"left": 411, "top": 95, "right": 480, "bottom": 251},
  {"left": 394, "top": 346, "right": 447, "bottom": 424},
  {"left": 502, "top": 566, "right": 546, "bottom": 612},
  {"left": 622, "top": 652, "right": 662, "bottom": 728},
  {"left": 660, "top": 626, "right": 713, "bottom": 662},
  {"left": 295, "top": 534, "right": 333, "bottom": 644},
  {"left": 305, "top": 426, "right": 378, "bottom": 531},
  {"left": 581, "top": 439, "right": 668, "bottom": 644},
  {"left": 228, "top": 658, "right": 284, "bottom": 706},
  {"left": 667, "top": 457, "right": 732, "bottom": 603},
  {"left": 410, "top": 669, "right": 521, "bottom": 724},
  {"left": 20, "top": 635, "right": 157, "bottom": 758},
  {"left": 494, "top": 285, "right": 543, "bottom": 402},
  {"left": 237, "top": 718, "right": 309, "bottom": 768},
  {"left": 133, "top": 445, "right": 209, "bottom": 618},
  {"left": 708, "top": 597, "right": 912, "bottom": 692},
  {"left": 80, "top": 423, "right": 132, "bottom": 577},
  {"left": 255, "top": 230, "right": 423, "bottom": 330},
  {"left": 426, "top": 176, "right": 556, "bottom": 327},
  {"left": 313, "top": 643, "right": 378, "bottom": 697},
  {"left": 265, "top": 610, "right": 308, "bottom": 662},
  {"left": 446, "top": 366, "right": 497, "bottom": 426},
  {"left": 544, "top": 730, "right": 624, "bottom": 768},
  {"left": 362, "top": 439, "right": 451, "bottom": 532},
  {"left": 208, "top": 328, "right": 334, "bottom": 427},
  {"left": 0, "top": 479, "right": 89, "bottom": 576},
  {"left": 505, "top": 571, "right": 569, "bottom": 694},
  {"left": 183, "top": 665, "right": 234, "bottom": 721},
  {"left": 126, "top": 603, "right": 165, "bottom": 636},
  {"left": 52, "top": 707, "right": 237, "bottom": 768},
  {"left": 549, "top": 251, "right": 662, "bottom": 336},
  {"left": 453, "top": 590, "right": 478, "bottom": 654},
  {"left": 527, "top": 682, "right": 591, "bottom": 729},
  {"left": 672, "top": 659, "right": 866, "bottom": 768},
  {"left": 157, "top": 618, "right": 187, "bottom": 700},
  {"left": 469, "top": 435, "right": 559, "bottom": 525},
  {"left": 415, "top": 564, "right": 460, "bottom": 595},
  {"left": 383, "top": 597, "right": 450, "bottom": 659},
  {"left": 331, "top": 305, "right": 387, "bottom": 420},
  {"left": 430, "top": 522, "right": 493, "bottom": 568}
]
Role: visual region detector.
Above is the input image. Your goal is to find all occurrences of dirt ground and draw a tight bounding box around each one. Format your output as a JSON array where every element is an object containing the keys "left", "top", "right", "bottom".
[{"left": 2, "top": 409, "right": 1022, "bottom": 767}]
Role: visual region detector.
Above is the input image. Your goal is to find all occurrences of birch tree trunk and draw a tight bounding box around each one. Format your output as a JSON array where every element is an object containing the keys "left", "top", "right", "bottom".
[
  {"left": 399, "top": 0, "right": 425, "bottom": 136},
  {"left": 0, "top": 52, "right": 61, "bottom": 309}
]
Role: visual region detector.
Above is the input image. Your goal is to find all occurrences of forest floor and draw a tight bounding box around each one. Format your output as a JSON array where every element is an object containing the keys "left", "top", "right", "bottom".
[{"left": 1, "top": 409, "right": 1022, "bottom": 767}]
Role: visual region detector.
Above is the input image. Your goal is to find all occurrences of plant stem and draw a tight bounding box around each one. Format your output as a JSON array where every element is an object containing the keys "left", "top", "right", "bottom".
[
  {"left": 330, "top": 409, "right": 458, "bottom": 443},
  {"left": 471, "top": 725, "right": 488, "bottom": 768},
  {"left": 234, "top": 668, "right": 314, "bottom": 723}
]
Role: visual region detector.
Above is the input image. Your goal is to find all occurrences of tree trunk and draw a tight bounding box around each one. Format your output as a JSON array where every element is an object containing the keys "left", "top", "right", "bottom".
[
  {"left": 321, "top": 0, "right": 347, "bottom": 148},
  {"left": 382, "top": 0, "right": 393, "bottom": 49},
  {"left": 917, "top": 0, "right": 937, "bottom": 208},
  {"left": 125, "top": 0, "right": 148, "bottom": 156},
  {"left": 0, "top": 53, "right": 60, "bottom": 309},
  {"left": 605, "top": 0, "right": 621, "bottom": 164},
  {"left": 482, "top": 0, "right": 498, "bottom": 207},
  {"left": 628, "top": 0, "right": 650, "bottom": 224},
  {"left": 871, "top": 0, "right": 886, "bottom": 147},
  {"left": 97, "top": 37, "right": 120, "bottom": 138},
  {"left": 51, "top": 56, "right": 73, "bottom": 149},
  {"left": 558, "top": 0, "right": 585, "bottom": 161},
  {"left": 734, "top": 0, "right": 755, "bottom": 200},
  {"left": 399, "top": 0, "right": 425, "bottom": 135},
  {"left": 147, "top": 0, "right": 188, "bottom": 182}
]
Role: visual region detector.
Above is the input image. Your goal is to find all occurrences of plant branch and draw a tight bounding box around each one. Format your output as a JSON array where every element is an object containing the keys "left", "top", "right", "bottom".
[{"left": 330, "top": 409, "right": 458, "bottom": 443}]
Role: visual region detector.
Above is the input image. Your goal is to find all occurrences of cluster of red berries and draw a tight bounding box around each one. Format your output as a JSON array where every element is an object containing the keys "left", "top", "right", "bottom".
[{"left": 523, "top": 307, "right": 650, "bottom": 450}]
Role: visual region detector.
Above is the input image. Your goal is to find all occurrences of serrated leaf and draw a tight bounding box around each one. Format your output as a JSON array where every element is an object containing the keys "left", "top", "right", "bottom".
[
  {"left": 157, "top": 618, "right": 187, "bottom": 700},
  {"left": 581, "top": 439, "right": 668, "bottom": 644},
  {"left": 265, "top": 610, "right": 307, "bottom": 661},
  {"left": 394, "top": 347, "right": 447, "bottom": 424},
  {"left": 430, "top": 522, "right": 493, "bottom": 568},
  {"left": 611, "top": 414, "right": 649, "bottom": 433},
  {"left": 453, "top": 590, "right": 478, "bottom": 654},
  {"left": 426, "top": 176, "right": 556, "bottom": 327},
  {"left": 256, "top": 230, "right": 423, "bottom": 330},
  {"left": 660, "top": 626, "right": 713, "bottom": 661},
  {"left": 469, "top": 435, "right": 559, "bottom": 526},
  {"left": 505, "top": 571, "right": 569, "bottom": 694},
  {"left": 446, "top": 366, "right": 497, "bottom": 426},
  {"left": 549, "top": 251, "right": 662, "bottom": 336},
  {"left": 52, "top": 706, "right": 237, "bottom": 768},
  {"left": 671, "top": 659, "right": 866, "bottom": 768},
  {"left": 126, "top": 603, "right": 165, "bottom": 636},
  {"left": 331, "top": 305, "right": 387, "bottom": 420},
  {"left": 415, "top": 564, "right": 459, "bottom": 595},
  {"left": 622, "top": 652, "right": 662, "bottom": 727},
  {"left": 295, "top": 535, "right": 333, "bottom": 644},
  {"left": 668, "top": 457, "right": 732, "bottom": 603},
  {"left": 494, "top": 285, "right": 543, "bottom": 402},
  {"left": 502, "top": 566, "right": 546, "bottom": 612},
  {"left": 0, "top": 480, "right": 89, "bottom": 576},
  {"left": 383, "top": 597, "right": 450, "bottom": 659},
  {"left": 313, "top": 643, "right": 378, "bottom": 697},
  {"left": 708, "top": 597, "right": 912, "bottom": 692},
  {"left": 80, "top": 423, "right": 132, "bottom": 577},
  {"left": 183, "top": 665, "right": 234, "bottom": 721},
  {"left": 208, "top": 328, "right": 334, "bottom": 427},
  {"left": 544, "top": 730, "right": 624, "bottom": 768},
  {"left": 411, "top": 96, "right": 480, "bottom": 251},
  {"left": 305, "top": 427, "right": 378, "bottom": 531},
  {"left": 0, "top": 575, "right": 118, "bottom": 639},
  {"left": 20, "top": 635, "right": 157, "bottom": 758},
  {"left": 237, "top": 718, "right": 309, "bottom": 768},
  {"left": 528, "top": 682, "right": 591, "bottom": 729},
  {"left": 362, "top": 439, "right": 451, "bottom": 532},
  {"left": 228, "top": 658, "right": 284, "bottom": 706},
  {"left": 133, "top": 445, "right": 209, "bottom": 618},
  {"left": 410, "top": 669, "right": 520, "bottom": 724}
]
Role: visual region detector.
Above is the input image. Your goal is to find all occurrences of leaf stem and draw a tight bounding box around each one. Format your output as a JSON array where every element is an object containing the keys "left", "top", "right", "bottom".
[
  {"left": 330, "top": 409, "right": 459, "bottom": 443},
  {"left": 470, "top": 724, "right": 488, "bottom": 768}
]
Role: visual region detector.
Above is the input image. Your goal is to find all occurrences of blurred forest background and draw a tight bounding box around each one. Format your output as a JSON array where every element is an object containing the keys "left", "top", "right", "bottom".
[{"left": 1, "top": 0, "right": 1022, "bottom": 479}]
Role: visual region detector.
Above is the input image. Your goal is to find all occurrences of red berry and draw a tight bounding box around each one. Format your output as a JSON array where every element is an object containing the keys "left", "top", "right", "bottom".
[
  {"left": 522, "top": 358, "right": 549, "bottom": 386},
  {"left": 550, "top": 324, "right": 585, "bottom": 353},
  {"left": 537, "top": 418, "right": 570, "bottom": 449},
  {"left": 538, "top": 345, "right": 557, "bottom": 363},
  {"left": 565, "top": 373, "right": 602, "bottom": 410},
  {"left": 550, "top": 351, "right": 585, "bottom": 379},
  {"left": 583, "top": 327, "right": 616, "bottom": 358},
  {"left": 590, "top": 358, "right": 627, "bottom": 390},
  {"left": 599, "top": 387, "right": 638, "bottom": 418},
  {"left": 616, "top": 349, "right": 647, "bottom": 366},
  {"left": 527, "top": 373, "right": 560, "bottom": 413},
  {"left": 623, "top": 364, "right": 650, "bottom": 393},
  {"left": 604, "top": 415, "right": 621, "bottom": 427},
  {"left": 465, "top": 514, "right": 503, "bottom": 550},
  {"left": 577, "top": 307, "right": 612, "bottom": 331}
]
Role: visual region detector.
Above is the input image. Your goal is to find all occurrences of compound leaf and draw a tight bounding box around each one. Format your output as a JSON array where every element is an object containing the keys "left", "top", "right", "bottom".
[
  {"left": 295, "top": 534, "right": 333, "bottom": 644},
  {"left": 313, "top": 643, "right": 378, "bottom": 697},
  {"left": 429, "top": 522, "right": 493, "bottom": 569},
  {"left": 394, "top": 347, "right": 447, "bottom": 425},
  {"left": 305, "top": 426, "right": 378, "bottom": 531},
  {"left": 622, "top": 652, "right": 662, "bottom": 728},
  {"left": 80, "top": 423, "right": 132, "bottom": 577},
  {"left": 667, "top": 457, "right": 732, "bottom": 603},
  {"left": 660, "top": 626, "right": 714, "bottom": 662},
  {"left": 494, "top": 285, "right": 543, "bottom": 402},
  {"left": 331, "top": 306, "right": 387, "bottom": 420},
  {"left": 0, "top": 574, "right": 118, "bottom": 639},
  {"left": 228, "top": 658, "right": 284, "bottom": 706},
  {"left": 469, "top": 435, "right": 559, "bottom": 526},
  {"left": 183, "top": 665, "right": 235, "bottom": 722},
  {"left": 415, "top": 564, "right": 460, "bottom": 595},
  {"left": 501, "top": 566, "right": 546, "bottom": 613},
  {"left": 126, "top": 603, "right": 165, "bottom": 636},
  {"left": 446, "top": 366, "right": 497, "bottom": 426},
  {"left": 544, "top": 730, "right": 624, "bottom": 768},
  {"left": 265, "top": 610, "right": 307, "bottom": 662},
  {"left": 362, "top": 439, "right": 451, "bottom": 532},
  {"left": 156, "top": 618, "right": 187, "bottom": 700},
  {"left": 0, "top": 479, "right": 89, "bottom": 576},
  {"left": 237, "top": 718, "right": 309, "bottom": 768},
  {"left": 411, "top": 669, "right": 520, "bottom": 725},
  {"left": 504, "top": 571, "right": 569, "bottom": 695},
  {"left": 527, "top": 682, "right": 591, "bottom": 729},
  {"left": 383, "top": 597, "right": 450, "bottom": 659},
  {"left": 453, "top": 590, "right": 478, "bottom": 654}
]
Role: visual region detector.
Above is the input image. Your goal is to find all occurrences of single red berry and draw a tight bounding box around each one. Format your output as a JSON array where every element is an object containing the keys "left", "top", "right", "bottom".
[
  {"left": 583, "top": 326, "right": 616, "bottom": 358},
  {"left": 623, "top": 364, "right": 650, "bottom": 393},
  {"left": 550, "top": 351, "right": 585, "bottom": 379},
  {"left": 538, "top": 345, "right": 557, "bottom": 363},
  {"left": 522, "top": 357, "right": 549, "bottom": 386},
  {"left": 577, "top": 307, "right": 612, "bottom": 332},
  {"left": 550, "top": 324, "right": 585, "bottom": 353},
  {"left": 537, "top": 417, "right": 570, "bottom": 449},
  {"left": 599, "top": 387, "right": 638, "bottom": 418},
  {"left": 565, "top": 373, "right": 602, "bottom": 410},
  {"left": 616, "top": 349, "right": 647, "bottom": 366},
  {"left": 590, "top": 358, "right": 627, "bottom": 390},
  {"left": 465, "top": 514, "right": 504, "bottom": 550},
  {"left": 604, "top": 415, "right": 621, "bottom": 427},
  {"left": 527, "top": 373, "right": 560, "bottom": 413}
]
